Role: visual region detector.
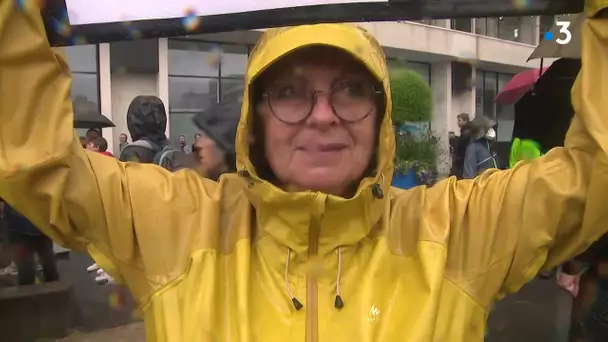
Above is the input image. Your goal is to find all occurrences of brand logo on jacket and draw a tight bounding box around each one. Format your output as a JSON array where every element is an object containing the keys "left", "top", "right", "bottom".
[{"left": 365, "top": 304, "right": 380, "bottom": 322}]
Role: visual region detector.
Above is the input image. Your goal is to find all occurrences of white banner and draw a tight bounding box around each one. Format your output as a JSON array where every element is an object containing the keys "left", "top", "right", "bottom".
[{"left": 64, "top": 0, "right": 389, "bottom": 26}]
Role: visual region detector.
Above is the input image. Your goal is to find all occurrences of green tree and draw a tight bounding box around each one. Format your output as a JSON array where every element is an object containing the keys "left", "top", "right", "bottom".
[
  {"left": 390, "top": 69, "right": 433, "bottom": 124},
  {"left": 390, "top": 69, "right": 438, "bottom": 175}
]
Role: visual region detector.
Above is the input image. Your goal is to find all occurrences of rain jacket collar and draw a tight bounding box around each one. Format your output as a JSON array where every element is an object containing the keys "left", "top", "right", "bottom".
[{"left": 234, "top": 24, "right": 395, "bottom": 254}]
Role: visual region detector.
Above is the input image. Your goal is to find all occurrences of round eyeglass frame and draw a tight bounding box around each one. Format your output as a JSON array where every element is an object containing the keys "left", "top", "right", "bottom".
[{"left": 261, "top": 80, "right": 384, "bottom": 125}]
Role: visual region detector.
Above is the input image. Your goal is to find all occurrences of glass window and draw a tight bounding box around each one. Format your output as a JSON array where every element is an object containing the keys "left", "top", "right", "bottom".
[
  {"left": 221, "top": 44, "right": 248, "bottom": 78},
  {"left": 65, "top": 45, "right": 97, "bottom": 73},
  {"left": 475, "top": 70, "right": 484, "bottom": 116},
  {"left": 220, "top": 78, "right": 245, "bottom": 104},
  {"left": 386, "top": 59, "right": 431, "bottom": 85},
  {"left": 483, "top": 71, "right": 497, "bottom": 120},
  {"left": 169, "top": 77, "right": 218, "bottom": 112},
  {"left": 168, "top": 40, "right": 248, "bottom": 139},
  {"left": 451, "top": 18, "right": 472, "bottom": 32},
  {"left": 519, "top": 16, "right": 537, "bottom": 45},
  {"left": 168, "top": 40, "right": 220, "bottom": 77},
  {"left": 497, "top": 73, "right": 515, "bottom": 142},
  {"left": 475, "top": 18, "right": 487, "bottom": 36},
  {"left": 476, "top": 18, "right": 498, "bottom": 38},
  {"left": 72, "top": 73, "right": 100, "bottom": 114},
  {"left": 539, "top": 15, "right": 555, "bottom": 41},
  {"left": 477, "top": 16, "right": 538, "bottom": 44},
  {"left": 170, "top": 113, "right": 201, "bottom": 145},
  {"left": 406, "top": 62, "right": 431, "bottom": 85},
  {"left": 65, "top": 45, "right": 99, "bottom": 116},
  {"left": 498, "top": 17, "right": 521, "bottom": 42}
]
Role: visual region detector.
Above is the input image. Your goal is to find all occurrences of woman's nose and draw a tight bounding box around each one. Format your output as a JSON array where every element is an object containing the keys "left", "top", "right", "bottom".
[{"left": 307, "top": 93, "right": 339, "bottom": 127}]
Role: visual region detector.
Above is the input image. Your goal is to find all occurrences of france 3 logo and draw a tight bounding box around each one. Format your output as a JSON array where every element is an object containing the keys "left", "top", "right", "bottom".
[{"left": 543, "top": 21, "right": 572, "bottom": 45}]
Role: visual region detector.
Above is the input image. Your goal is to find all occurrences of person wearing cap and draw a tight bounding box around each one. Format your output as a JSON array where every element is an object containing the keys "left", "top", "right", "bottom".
[{"left": 2, "top": 4, "right": 608, "bottom": 341}]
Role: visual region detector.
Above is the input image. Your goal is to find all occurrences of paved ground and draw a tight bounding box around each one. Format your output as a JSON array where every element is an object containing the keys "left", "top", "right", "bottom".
[
  {"left": 54, "top": 252, "right": 139, "bottom": 332},
  {"left": 486, "top": 277, "right": 572, "bottom": 342},
  {"left": 60, "top": 323, "right": 145, "bottom": 341}
]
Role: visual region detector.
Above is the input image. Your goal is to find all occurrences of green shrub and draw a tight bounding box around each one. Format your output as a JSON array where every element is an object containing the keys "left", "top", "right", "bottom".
[
  {"left": 390, "top": 69, "right": 433, "bottom": 124},
  {"left": 394, "top": 130, "right": 439, "bottom": 174}
]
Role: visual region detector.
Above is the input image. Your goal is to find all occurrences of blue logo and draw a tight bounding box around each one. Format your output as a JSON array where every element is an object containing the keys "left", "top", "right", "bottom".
[{"left": 544, "top": 31, "right": 554, "bottom": 41}]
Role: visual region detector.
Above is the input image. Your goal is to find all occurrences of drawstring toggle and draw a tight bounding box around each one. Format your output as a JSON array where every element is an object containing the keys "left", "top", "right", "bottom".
[
  {"left": 292, "top": 298, "right": 304, "bottom": 310},
  {"left": 334, "top": 295, "right": 344, "bottom": 309}
]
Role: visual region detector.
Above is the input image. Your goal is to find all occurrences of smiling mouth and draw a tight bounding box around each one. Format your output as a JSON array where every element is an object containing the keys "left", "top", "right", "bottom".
[
  {"left": 297, "top": 143, "right": 347, "bottom": 152},
  {"left": 318, "top": 143, "right": 347, "bottom": 152}
]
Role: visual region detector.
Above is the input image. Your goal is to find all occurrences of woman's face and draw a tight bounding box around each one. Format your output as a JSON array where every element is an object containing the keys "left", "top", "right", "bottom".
[
  {"left": 195, "top": 134, "right": 226, "bottom": 178},
  {"left": 255, "top": 47, "right": 378, "bottom": 197}
]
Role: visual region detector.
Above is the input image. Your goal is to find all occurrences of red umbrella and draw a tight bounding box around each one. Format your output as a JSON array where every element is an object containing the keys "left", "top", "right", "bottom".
[{"left": 494, "top": 67, "right": 549, "bottom": 105}]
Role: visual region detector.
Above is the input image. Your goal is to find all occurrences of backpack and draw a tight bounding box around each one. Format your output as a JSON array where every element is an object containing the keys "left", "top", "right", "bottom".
[{"left": 119, "top": 140, "right": 185, "bottom": 172}]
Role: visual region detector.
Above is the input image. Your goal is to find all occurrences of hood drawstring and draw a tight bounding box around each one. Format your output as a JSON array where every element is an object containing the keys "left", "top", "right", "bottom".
[
  {"left": 334, "top": 246, "right": 344, "bottom": 309},
  {"left": 285, "top": 249, "right": 304, "bottom": 310},
  {"left": 284, "top": 247, "right": 345, "bottom": 311}
]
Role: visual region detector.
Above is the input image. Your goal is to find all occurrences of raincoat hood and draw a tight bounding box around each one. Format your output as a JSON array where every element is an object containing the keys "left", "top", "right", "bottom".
[
  {"left": 235, "top": 24, "right": 395, "bottom": 252},
  {"left": 126, "top": 95, "right": 168, "bottom": 144}
]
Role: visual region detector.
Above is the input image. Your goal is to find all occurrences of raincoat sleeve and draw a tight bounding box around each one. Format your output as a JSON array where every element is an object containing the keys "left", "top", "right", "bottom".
[
  {"left": 0, "top": 3, "right": 217, "bottom": 295},
  {"left": 439, "top": 12, "right": 608, "bottom": 304}
]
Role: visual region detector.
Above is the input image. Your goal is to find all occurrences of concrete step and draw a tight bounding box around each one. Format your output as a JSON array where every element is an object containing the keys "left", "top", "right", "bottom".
[{"left": 0, "top": 281, "right": 73, "bottom": 342}]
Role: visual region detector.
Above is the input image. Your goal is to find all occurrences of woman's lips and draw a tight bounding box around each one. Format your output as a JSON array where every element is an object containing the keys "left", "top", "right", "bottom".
[
  {"left": 318, "top": 143, "right": 347, "bottom": 152},
  {"left": 297, "top": 143, "right": 348, "bottom": 152}
]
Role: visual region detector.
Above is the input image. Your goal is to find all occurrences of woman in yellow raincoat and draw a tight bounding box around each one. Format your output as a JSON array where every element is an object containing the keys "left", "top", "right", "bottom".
[{"left": 1, "top": 2, "right": 608, "bottom": 341}]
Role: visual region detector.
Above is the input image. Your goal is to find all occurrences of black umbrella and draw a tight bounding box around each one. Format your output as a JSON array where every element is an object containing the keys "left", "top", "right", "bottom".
[
  {"left": 512, "top": 58, "right": 581, "bottom": 151},
  {"left": 73, "top": 111, "right": 116, "bottom": 129}
]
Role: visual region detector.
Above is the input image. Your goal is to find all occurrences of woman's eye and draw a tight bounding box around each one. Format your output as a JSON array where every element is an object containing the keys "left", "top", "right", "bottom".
[
  {"left": 336, "top": 81, "right": 368, "bottom": 98},
  {"left": 278, "top": 87, "right": 296, "bottom": 97}
]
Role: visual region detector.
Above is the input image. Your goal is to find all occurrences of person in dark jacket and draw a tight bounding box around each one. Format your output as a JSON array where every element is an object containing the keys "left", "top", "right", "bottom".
[
  {"left": 3, "top": 202, "right": 58, "bottom": 285},
  {"left": 450, "top": 113, "right": 473, "bottom": 179},
  {"left": 191, "top": 101, "right": 240, "bottom": 180},
  {"left": 558, "top": 235, "right": 608, "bottom": 342},
  {"left": 119, "top": 95, "right": 171, "bottom": 163},
  {"left": 463, "top": 116, "right": 498, "bottom": 179}
]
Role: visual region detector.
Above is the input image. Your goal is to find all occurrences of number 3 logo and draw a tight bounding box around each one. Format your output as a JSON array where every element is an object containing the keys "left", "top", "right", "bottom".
[{"left": 555, "top": 21, "right": 572, "bottom": 45}]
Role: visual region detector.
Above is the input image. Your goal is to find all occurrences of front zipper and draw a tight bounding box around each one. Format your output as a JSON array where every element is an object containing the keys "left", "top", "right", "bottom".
[{"left": 305, "top": 217, "right": 321, "bottom": 342}]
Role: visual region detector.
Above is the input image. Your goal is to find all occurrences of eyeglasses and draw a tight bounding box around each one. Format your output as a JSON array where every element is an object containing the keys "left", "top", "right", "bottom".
[{"left": 262, "top": 77, "right": 382, "bottom": 124}]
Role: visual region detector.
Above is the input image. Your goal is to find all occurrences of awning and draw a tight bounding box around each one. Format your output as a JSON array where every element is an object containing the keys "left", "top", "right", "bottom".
[{"left": 43, "top": 0, "right": 584, "bottom": 46}]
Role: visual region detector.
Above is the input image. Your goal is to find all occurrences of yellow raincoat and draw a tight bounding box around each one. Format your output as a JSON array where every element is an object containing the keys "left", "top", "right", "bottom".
[{"left": 1, "top": 1, "right": 608, "bottom": 341}]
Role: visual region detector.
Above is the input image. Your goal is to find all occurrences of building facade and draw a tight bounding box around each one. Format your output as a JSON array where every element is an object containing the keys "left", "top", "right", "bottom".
[{"left": 67, "top": 16, "right": 556, "bottom": 171}]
